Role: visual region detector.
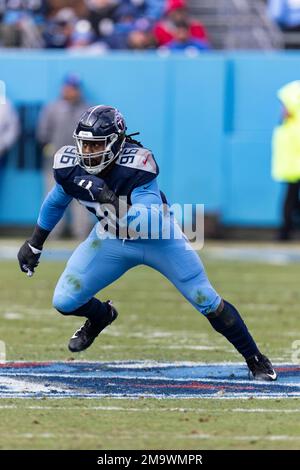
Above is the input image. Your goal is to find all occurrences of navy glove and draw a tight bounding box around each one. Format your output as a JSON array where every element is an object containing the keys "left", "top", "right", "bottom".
[
  {"left": 17, "top": 241, "right": 42, "bottom": 277},
  {"left": 17, "top": 225, "right": 49, "bottom": 277},
  {"left": 74, "top": 175, "right": 106, "bottom": 202}
]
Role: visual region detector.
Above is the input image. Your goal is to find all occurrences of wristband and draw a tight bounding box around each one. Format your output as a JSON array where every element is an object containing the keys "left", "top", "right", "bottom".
[{"left": 29, "top": 225, "right": 50, "bottom": 250}]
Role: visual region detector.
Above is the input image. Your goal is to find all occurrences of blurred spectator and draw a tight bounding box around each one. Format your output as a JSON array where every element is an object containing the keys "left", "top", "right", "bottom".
[
  {"left": 69, "top": 19, "right": 96, "bottom": 48},
  {"left": 268, "top": 0, "right": 300, "bottom": 30},
  {"left": 0, "top": 0, "right": 46, "bottom": 21},
  {"left": 154, "top": 0, "right": 209, "bottom": 47},
  {"left": 272, "top": 80, "right": 300, "bottom": 240},
  {"left": 117, "top": 0, "right": 165, "bottom": 20},
  {"left": 145, "top": 0, "right": 165, "bottom": 20},
  {"left": 166, "top": 20, "right": 210, "bottom": 52},
  {"left": 43, "top": 7, "right": 77, "bottom": 48},
  {"left": 85, "top": 0, "right": 118, "bottom": 40},
  {"left": 114, "top": 2, "right": 140, "bottom": 32},
  {"left": 0, "top": 99, "right": 20, "bottom": 174},
  {"left": 105, "top": 2, "right": 138, "bottom": 48},
  {"left": 0, "top": 0, "right": 45, "bottom": 48},
  {"left": 37, "top": 73, "right": 92, "bottom": 239},
  {"left": 106, "top": 2, "right": 154, "bottom": 49},
  {"left": 127, "top": 27, "right": 155, "bottom": 49},
  {"left": 68, "top": 19, "right": 109, "bottom": 53},
  {"left": 0, "top": 0, "right": 205, "bottom": 50},
  {"left": 47, "top": 0, "right": 88, "bottom": 18}
]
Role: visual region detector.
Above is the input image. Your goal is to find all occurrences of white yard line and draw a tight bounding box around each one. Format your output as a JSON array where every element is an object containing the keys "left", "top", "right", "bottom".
[
  {"left": 1, "top": 405, "right": 300, "bottom": 413},
  {"left": 231, "top": 408, "right": 300, "bottom": 413},
  {"left": 7, "top": 432, "right": 300, "bottom": 442},
  {"left": 180, "top": 434, "right": 300, "bottom": 442}
]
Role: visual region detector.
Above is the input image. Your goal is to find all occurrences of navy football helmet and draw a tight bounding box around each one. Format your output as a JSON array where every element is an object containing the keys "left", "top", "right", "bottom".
[{"left": 73, "top": 105, "right": 127, "bottom": 174}]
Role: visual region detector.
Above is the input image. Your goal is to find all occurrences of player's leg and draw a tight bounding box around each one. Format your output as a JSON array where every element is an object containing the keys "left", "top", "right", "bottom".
[
  {"left": 144, "top": 236, "right": 277, "bottom": 381},
  {"left": 53, "top": 225, "right": 141, "bottom": 351}
]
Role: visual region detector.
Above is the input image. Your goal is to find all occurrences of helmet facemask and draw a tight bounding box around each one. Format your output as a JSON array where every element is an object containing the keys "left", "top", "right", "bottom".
[{"left": 74, "top": 131, "right": 125, "bottom": 175}]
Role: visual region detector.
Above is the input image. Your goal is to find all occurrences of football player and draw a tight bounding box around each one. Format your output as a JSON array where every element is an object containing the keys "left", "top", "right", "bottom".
[{"left": 18, "top": 105, "right": 277, "bottom": 381}]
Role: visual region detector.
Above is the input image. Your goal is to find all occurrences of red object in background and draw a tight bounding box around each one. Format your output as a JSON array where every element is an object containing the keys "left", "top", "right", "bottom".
[
  {"left": 154, "top": 0, "right": 209, "bottom": 46},
  {"left": 165, "top": 0, "right": 186, "bottom": 14},
  {"left": 154, "top": 20, "right": 208, "bottom": 46}
]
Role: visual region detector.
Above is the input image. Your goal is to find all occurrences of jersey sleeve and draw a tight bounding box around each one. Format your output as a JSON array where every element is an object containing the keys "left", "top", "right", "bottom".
[
  {"left": 53, "top": 145, "right": 78, "bottom": 186},
  {"left": 116, "top": 146, "right": 159, "bottom": 193},
  {"left": 133, "top": 168, "right": 158, "bottom": 189},
  {"left": 130, "top": 178, "right": 162, "bottom": 206},
  {"left": 37, "top": 183, "right": 73, "bottom": 231},
  {"left": 133, "top": 149, "right": 159, "bottom": 188},
  {"left": 122, "top": 178, "right": 164, "bottom": 238}
]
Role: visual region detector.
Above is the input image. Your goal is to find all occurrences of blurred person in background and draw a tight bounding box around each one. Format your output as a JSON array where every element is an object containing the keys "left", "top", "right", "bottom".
[
  {"left": 165, "top": 20, "right": 210, "bottom": 52},
  {"left": 0, "top": 99, "right": 20, "bottom": 183},
  {"left": 127, "top": 25, "right": 155, "bottom": 49},
  {"left": 116, "top": 0, "right": 164, "bottom": 20},
  {"left": 145, "top": 0, "right": 165, "bottom": 20},
  {"left": 0, "top": 0, "right": 46, "bottom": 24},
  {"left": 43, "top": 7, "right": 77, "bottom": 48},
  {"left": 84, "top": 0, "right": 164, "bottom": 50},
  {"left": 106, "top": 2, "right": 154, "bottom": 49},
  {"left": 113, "top": 2, "right": 141, "bottom": 34},
  {"left": 105, "top": 2, "right": 140, "bottom": 48},
  {"left": 272, "top": 80, "right": 300, "bottom": 240},
  {"left": 0, "top": 0, "right": 46, "bottom": 48},
  {"left": 0, "top": 0, "right": 169, "bottom": 50},
  {"left": 85, "top": 0, "right": 118, "bottom": 41},
  {"left": 45, "top": 0, "right": 88, "bottom": 18},
  {"left": 37, "top": 73, "right": 92, "bottom": 239},
  {"left": 68, "top": 18, "right": 98, "bottom": 49},
  {"left": 268, "top": 0, "right": 300, "bottom": 31},
  {"left": 153, "top": 0, "right": 209, "bottom": 48}
]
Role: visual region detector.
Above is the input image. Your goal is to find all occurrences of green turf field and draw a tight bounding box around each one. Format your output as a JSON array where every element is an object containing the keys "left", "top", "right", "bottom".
[{"left": 0, "top": 242, "right": 300, "bottom": 449}]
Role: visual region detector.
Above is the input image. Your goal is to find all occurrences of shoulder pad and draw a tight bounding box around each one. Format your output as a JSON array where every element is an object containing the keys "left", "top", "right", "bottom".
[
  {"left": 53, "top": 146, "right": 77, "bottom": 170},
  {"left": 116, "top": 147, "right": 157, "bottom": 174}
]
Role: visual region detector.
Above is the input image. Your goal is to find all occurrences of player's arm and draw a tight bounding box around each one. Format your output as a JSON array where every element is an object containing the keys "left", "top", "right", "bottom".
[
  {"left": 17, "top": 183, "right": 72, "bottom": 276},
  {"left": 125, "top": 178, "right": 164, "bottom": 238}
]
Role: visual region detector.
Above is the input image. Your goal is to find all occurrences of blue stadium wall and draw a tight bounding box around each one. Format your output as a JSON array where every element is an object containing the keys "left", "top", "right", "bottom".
[{"left": 0, "top": 50, "right": 299, "bottom": 227}]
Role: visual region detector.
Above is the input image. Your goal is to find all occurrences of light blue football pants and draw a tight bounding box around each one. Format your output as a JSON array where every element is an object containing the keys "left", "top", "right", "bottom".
[{"left": 53, "top": 222, "right": 222, "bottom": 316}]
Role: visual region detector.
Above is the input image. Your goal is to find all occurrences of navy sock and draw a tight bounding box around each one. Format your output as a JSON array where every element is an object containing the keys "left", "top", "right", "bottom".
[
  {"left": 59, "top": 298, "right": 109, "bottom": 323},
  {"left": 207, "top": 300, "right": 259, "bottom": 360}
]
